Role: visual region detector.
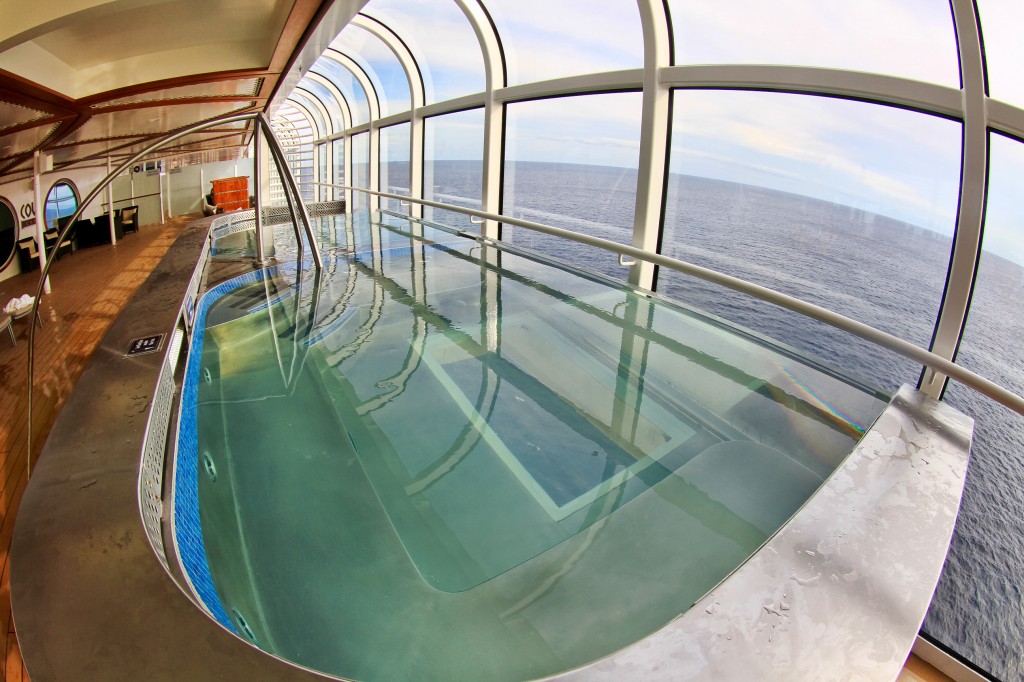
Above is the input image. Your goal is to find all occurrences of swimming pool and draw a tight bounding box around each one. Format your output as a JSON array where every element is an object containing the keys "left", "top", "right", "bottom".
[{"left": 175, "top": 211, "right": 887, "bottom": 680}]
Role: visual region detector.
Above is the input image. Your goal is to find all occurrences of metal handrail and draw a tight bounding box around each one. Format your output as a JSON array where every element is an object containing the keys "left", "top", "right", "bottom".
[
  {"left": 314, "top": 181, "right": 1024, "bottom": 417},
  {"left": 25, "top": 111, "right": 323, "bottom": 478}
]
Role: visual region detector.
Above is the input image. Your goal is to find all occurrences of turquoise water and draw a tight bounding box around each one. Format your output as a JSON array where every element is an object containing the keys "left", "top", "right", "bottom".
[{"left": 192, "top": 212, "right": 886, "bottom": 680}]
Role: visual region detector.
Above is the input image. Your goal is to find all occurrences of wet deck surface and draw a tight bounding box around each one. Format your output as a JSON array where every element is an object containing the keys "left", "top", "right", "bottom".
[{"left": 0, "top": 216, "right": 193, "bottom": 682}]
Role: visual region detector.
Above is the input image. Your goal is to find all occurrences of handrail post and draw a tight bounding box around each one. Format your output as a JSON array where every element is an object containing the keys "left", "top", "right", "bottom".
[
  {"left": 257, "top": 113, "right": 323, "bottom": 270},
  {"left": 253, "top": 123, "right": 267, "bottom": 265}
]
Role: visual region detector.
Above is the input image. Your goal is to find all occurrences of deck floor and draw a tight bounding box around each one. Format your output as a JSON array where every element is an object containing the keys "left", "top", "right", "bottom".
[
  {"left": 0, "top": 213, "right": 954, "bottom": 682},
  {"left": 0, "top": 216, "right": 191, "bottom": 682}
]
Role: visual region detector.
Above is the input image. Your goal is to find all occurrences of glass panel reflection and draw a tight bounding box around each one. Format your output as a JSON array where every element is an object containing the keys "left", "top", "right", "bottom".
[
  {"left": 332, "top": 138, "right": 345, "bottom": 200},
  {"left": 362, "top": 0, "right": 485, "bottom": 104},
  {"left": 485, "top": 0, "right": 643, "bottom": 85},
  {"left": 977, "top": 0, "right": 1024, "bottom": 109},
  {"left": 424, "top": 108, "right": 484, "bottom": 231},
  {"left": 380, "top": 123, "right": 410, "bottom": 213},
  {"left": 502, "top": 93, "right": 642, "bottom": 282},
  {"left": 661, "top": 90, "right": 961, "bottom": 393},
  {"left": 312, "top": 56, "right": 371, "bottom": 126},
  {"left": 317, "top": 143, "right": 328, "bottom": 202},
  {"left": 351, "top": 132, "right": 369, "bottom": 210},
  {"left": 331, "top": 24, "right": 410, "bottom": 117},
  {"left": 289, "top": 92, "right": 328, "bottom": 139},
  {"left": 298, "top": 78, "right": 346, "bottom": 133},
  {"left": 668, "top": 0, "right": 959, "bottom": 87},
  {"left": 927, "top": 133, "right": 1024, "bottom": 682}
]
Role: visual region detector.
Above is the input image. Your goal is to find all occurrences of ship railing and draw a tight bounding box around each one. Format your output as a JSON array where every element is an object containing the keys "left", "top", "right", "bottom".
[
  {"left": 311, "top": 181, "right": 1024, "bottom": 419},
  {"left": 25, "top": 111, "right": 324, "bottom": 477}
]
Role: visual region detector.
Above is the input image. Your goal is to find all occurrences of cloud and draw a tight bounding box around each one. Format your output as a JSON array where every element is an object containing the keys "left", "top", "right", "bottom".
[{"left": 669, "top": 0, "right": 959, "bottom": 87}]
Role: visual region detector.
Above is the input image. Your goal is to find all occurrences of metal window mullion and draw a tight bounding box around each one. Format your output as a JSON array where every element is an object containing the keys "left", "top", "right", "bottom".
[
  {"left": 660, "top": 64, "right": 963, "bottom": 117},
  {"left": 324, "top": 50, "right": 381, "bottom": 210},
  {"left": 294, "top": 85, "right": 335, "bottom": 138},
  {"left": 922, "top": 0, "right": 988, "bottom": 399},
  {"left": 306, "top": 71, "right": 353, "bottom": 131},
  {"left": 454, "top": 0, "right": 506, "bottom": 239},
  {"left": 352, "top": 14, "right": 426, "bottom": 219},
  {"left": 630, "top": 0, "right": 673, "bottom": 291}
]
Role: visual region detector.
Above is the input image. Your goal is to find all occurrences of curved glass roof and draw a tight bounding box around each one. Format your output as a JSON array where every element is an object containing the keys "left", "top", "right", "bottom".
[
  {"left": 331, "top": 24, "right": 411, "bottom": 118},
  {"left": 361, "top": 0, "right": 486, "bottom": 103},
  {"left": 277, "top": 3, "right": 1024, "bottom": 678},
  {"left": 485, "top": 0, "right": 644, "bottom": 85}
]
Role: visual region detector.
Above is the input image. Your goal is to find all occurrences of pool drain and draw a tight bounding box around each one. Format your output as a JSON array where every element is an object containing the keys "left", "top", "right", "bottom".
[
  {"left": 202, "top": 452, "right": 217, "bottom": 481},
  {"left": 232, "top": 609, "right": 257, "bottom": 643}
]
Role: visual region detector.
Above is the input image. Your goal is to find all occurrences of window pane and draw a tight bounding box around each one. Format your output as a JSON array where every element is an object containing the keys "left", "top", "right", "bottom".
[
  {"left": 299, "top": 78, "right": 346, "bottom": 133},
  {"left": 289, "top": 92, "right": 328, "bottom": 139},
  {"left": 362, "top": 0, "right": 484, "bottom": 104},
  {"left": 668, "top": 0, "right": 959, "bottom": 87},
  {"left": 977, "top": 0, "right": 1024, "bottom": 109},
  {"left": 380, "top": 123, "right": 410, "bottom": 213},
  {"left": 486, "top": 0, "right": 643, "bottom": 85},
  {"left": 502, "top": 93, "right": 642, "bottom": 282},
  {"left": 926, "top": 133, "right": 1024, "bottom": 682},
  {"left": 317, "top": 143, "right": 328, "bottom": 202},
  {"left": 333, "top": 138, "right": 345, "bottom": 200},
  {"left": 272, "top": 103, "right": 314, "bottom": 203},
  {"left": 351, "top": 132, "right": 370, "bottom": 210},
  {"left": 312, "top": 56, "right": 371, "bottom": 126},
  {"left": 331, "top": 24, "right": 410, "bottom": 117},
  {"left": 44, "top": 181, "right": 78, "bottom": 229},
  {"left": 0, "top": 200, "right": 16, "bottom": 268},
  {"left": 424, "top": 108, "right": 484, "bottom": 231},
  {"left": 661, "top": 90, "right": 961, "bottom": 393}
]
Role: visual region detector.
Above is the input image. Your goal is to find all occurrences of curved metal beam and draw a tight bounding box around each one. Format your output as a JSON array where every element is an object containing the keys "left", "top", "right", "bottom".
[
  {"left": 453, "top": 0, "right": 506, "bottom": 238},
  {"left": 922, "top": 0, "right": 989, "bottom": 398}
]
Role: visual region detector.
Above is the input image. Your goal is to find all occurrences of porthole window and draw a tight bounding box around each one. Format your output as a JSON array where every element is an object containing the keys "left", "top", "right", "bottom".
[
  {"left": 0, "top": 197, "right": 17, "bottom": 270},
  {"left": 44, "top": 180, "right": 79, "bottom": 230}
]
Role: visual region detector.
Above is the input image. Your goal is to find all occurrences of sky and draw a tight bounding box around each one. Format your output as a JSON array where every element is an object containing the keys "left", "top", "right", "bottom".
[{"left": 291, "top": 0, "right": 1024, "bottom": 264}]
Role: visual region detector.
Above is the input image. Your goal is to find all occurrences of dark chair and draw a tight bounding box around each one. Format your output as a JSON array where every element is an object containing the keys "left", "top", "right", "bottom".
[
  {"left": 73, "top": 218, "right": 95, "bottom": 248},
  {"left": 44, "top": 228, "right": 74, "bottom": 259},
  {"left": 90, "top": 215, "right": 121, "bottom": 244},
  {"left": 17, "top": 238, "right": 39, "bottom": 271},
  {"left": 120, "top": 205, "right": 139, "bottom": 233}
]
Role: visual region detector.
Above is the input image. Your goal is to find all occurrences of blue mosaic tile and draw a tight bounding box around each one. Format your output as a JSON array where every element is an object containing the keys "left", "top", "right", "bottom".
[{"left": 175, "top": 266, "right": 276, "bottom": 636}]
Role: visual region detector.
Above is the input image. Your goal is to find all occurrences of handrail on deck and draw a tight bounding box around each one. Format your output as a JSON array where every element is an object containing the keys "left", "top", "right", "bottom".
[
  {"left": 25, "top": 111, "right": 324, "bottom": 478},
  {"left": 313, "top": 181, "right": 1024, "bottom": 419}
]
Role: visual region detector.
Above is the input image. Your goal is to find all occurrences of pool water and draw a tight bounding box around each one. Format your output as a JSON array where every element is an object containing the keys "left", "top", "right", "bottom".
[{"left": 183, "top": 212, "right": 887, "bottom": 681}]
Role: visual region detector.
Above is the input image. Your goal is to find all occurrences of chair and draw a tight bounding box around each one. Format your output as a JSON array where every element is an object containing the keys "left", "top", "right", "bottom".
[
  {"left": 74, "top": 218, "right": 95, "bottom": 248},
  {"left": 120, "top": 206, "right": 139, "bottom": 233},
  {"left": 0, "top": 314, "right": 13, "bottom": 346},
  {"left": 93, "top": 214, "right": 115, "bottom": 244},
  {"left": 17, "top": 238, "right": 39, "bottom": 271},
  {"left": 44, "top": 224, "right": 75, "bottom": 259}
]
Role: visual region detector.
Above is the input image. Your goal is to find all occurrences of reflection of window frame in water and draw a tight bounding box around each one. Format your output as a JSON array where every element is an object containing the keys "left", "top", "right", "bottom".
[{"left": 416, "top": 332, "right": 697, "bottom": 521}]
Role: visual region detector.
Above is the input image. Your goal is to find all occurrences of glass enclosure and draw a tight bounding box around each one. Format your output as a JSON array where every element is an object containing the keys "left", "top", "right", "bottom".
[
  {"left": 264, "top": 2, "right": 1024, "bottom": 678},
  {"left": 424, "top": 108, "right": 484, "bottom": 231}
]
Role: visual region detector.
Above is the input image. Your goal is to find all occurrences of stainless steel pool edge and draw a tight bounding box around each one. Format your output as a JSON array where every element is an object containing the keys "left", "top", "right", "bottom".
[
  {"left": 9, "top": 214, "right": 332, "bottom": 682},
  {"left": 10, "top": 207, "right": 973, "bottom": 681},
  {"left": 550, "top": 384, "right": 973, "bottom": 682}
]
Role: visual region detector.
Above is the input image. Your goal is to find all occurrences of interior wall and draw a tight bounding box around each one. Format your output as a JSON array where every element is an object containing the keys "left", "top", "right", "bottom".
[
  {"left": 0, "top": 165, "right": 108, "bottom": 283},
  {"left": 0, "top": 156, "right": 255, "bottom": 283}
]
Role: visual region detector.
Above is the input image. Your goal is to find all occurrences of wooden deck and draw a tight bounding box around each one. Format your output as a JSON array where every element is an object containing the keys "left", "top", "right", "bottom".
[
  {"left": 0, "top": 213, "right": 956, "bottom": 682},
  {"left": 0, "top": 216, "right": 193, "bottom": 682}
]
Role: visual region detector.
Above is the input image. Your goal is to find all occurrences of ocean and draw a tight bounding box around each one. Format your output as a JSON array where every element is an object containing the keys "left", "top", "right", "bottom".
[{"left": 411, "top": 160, "right": 1024, "bottom": 681}]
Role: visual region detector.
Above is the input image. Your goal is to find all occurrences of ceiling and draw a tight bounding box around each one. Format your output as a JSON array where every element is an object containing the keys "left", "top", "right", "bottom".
[{"left": 0, "top": 0, "right": 362, "bottom": 182}]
